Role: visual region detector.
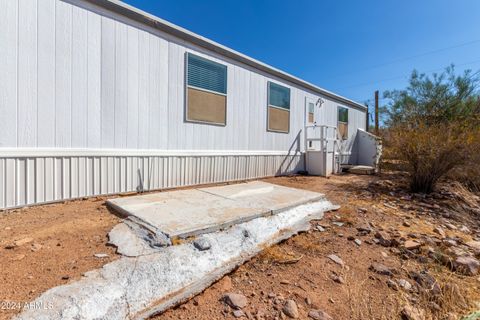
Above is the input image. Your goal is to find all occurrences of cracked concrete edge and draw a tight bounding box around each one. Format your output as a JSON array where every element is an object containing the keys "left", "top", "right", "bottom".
[{"left": 135, "top": 212, "right": 319, "bottom": 320}]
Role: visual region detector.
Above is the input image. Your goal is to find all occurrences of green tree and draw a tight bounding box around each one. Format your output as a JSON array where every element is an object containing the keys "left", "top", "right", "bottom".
[{"left": 382, "top": 66, "right": 480, "bottom": 193}]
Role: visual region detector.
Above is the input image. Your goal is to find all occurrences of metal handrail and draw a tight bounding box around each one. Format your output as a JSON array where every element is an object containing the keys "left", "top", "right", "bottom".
[{"left": 305, "top": 124, "right": 344, "bottom": 174}]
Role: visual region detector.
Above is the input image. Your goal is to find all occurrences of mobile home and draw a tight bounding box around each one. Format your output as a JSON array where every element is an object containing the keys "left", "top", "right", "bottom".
[{"left": 0, "top": 0, "right": 378, "bottom": 210}]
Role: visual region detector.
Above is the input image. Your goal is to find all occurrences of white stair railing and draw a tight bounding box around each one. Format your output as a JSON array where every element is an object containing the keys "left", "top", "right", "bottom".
[{"left": 305, "top": 124, "right": 342, "bottom": 175}]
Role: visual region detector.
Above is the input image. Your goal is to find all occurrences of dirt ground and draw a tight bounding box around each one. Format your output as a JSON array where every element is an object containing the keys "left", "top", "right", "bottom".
[
  {"left": 1, "top": 173, "right": 479, "bottom": 320},
  {"left": 0, "top": 198, "right": 120, "bottom": 320}
]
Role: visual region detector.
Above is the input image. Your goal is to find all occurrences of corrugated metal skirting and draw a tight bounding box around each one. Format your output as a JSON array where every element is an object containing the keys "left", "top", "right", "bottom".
[{"left": 0, "top": 153, "right": 303, "bottom": 209}]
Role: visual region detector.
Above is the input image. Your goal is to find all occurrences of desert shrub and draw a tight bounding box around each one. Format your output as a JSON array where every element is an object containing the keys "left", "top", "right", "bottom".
[
  {"left": 383, "top": 66, "right": 480, "bottom": 193},
  {"left": 447, "top": 134, "right": 480, "bottom": 192},
  {"left": 387, "top": 122, "right": 477, "bottom": 193}
]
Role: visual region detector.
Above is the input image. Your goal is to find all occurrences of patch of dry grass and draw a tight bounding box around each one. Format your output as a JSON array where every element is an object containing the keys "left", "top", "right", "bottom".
[
  {"left": 346, "top": 275, "right": 401, "bottom": 320},
  {"left": 257, "top": 245, "right": 304, "bottom": 265}
]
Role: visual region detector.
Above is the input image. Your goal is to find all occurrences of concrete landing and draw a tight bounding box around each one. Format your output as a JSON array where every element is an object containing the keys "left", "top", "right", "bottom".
[
  {"left": 341, "top": 165, "right": 376, "bottom": 175},
  {"left": 107, "top": 181, "right": 324, "bottom": 239}
]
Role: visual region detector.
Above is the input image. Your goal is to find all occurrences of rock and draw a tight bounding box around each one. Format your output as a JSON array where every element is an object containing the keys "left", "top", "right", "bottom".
[
  {"left": 4, "top": 244, "right": 16, "bottom": 249},
  {"left": 217, "top": 276, "right": 233, "bottom": 291},
  {"left": 404, "top": 240, "right": 422, "bottom": 250},
  {"left": 30, "top": 243, "right": 43, "bottom": 252},
  {"left": 358, "top": 207, "right": 368, "bottom": 213},
  {"left": 374, "top": 231, "right": 391, "bottom": 247},
  {"left": 331, "top": 274, "right": 345, "bottom": 284},
  {"left": 354, "top": 239, "right": 362, "bottom": 246},
  {"left": 398, "top": 279, "right": 412, "bottom": 291},
  {"left": 369, "top": 263, "right": 392, "bottom": 276},
  {"left": 255, "top": 308, "right": 267, "bottom": 318},
  {"left": 282, "top": 300, "right": 299, "bottom": 318},
  {"left": 459, "top": 225, "right": 470, "bottom": 234},
  {"left": 233, "top": 309, "right": 245, "bottom": 318},
  {"left": 331, "top": 222, "right": 344, "bottom": 227},
  {"left": 12, "top": 254, "right": 26, "bottom": 261},
  {"left": 316, "top": 225, "right": 326, "bottom": 232},
  {"left": 4, "top": 226, "right": 12, "bottom": 230},
  {"left": 403, "top": 221, "right": 411, "bottom": 227},
  {"left": 387, "top": 279, "right": 398, "bottom": 290},
  {"left": 223, "top": 293, "right": 248, "bottom": 309},
  {"left": 401, "top": 305, "right": 425, "bottom": 320},
  {"left": 108, "top": 222, "right": 170, "bottom": 257},
  {"left": 356, "top": 224, "right": 372, "bottom": 235},
  {"left": 308, "top": 309, "right": 333, "bottom": 320},
  {"left": 428, "top": 301, "right": 441, "bottom": 312},
  {"left": 327, "top": 254, "right": 344, "bottom": 267},
  {"left": 193, "top": 238, "right": 211, "bottom": 251},
  {"left": 466, "top": 241, "right": 480, "bottom": 254},
  {"left": 61, "top": 275, "right": 70, "bottom": 280},
  {"left": 14, "top": 237, "right": 34, "bottom": 246},
  {"left": 454, "top": 256, "right": 480, "bottom": 276},
  {"left": 445, "top": 223, "right": 457, "bottom": 230},
  {"left": 433, "top": 227, "right": 446, "bottom": 238},
  {"left": 409, "top": 271, "right": 441, "bottom": 295},
  {"left": 390, "top": 247, "right": 401, "bottom": 254},
  {"left": 443, "top": 239, "right": 457, "bottom": 247},
  {"left": 446, "top": 246, "right": 468, "bottom": 258},
  {"left": 94, "top": 253, "right": 109, "bottom": 258}
]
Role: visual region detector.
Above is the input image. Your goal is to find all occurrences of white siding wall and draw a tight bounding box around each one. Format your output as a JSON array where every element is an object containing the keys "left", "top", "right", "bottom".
[
  {"left": 0, "top": 0, "right": 366, "bottom": 209},
  {"left": 0, "top": 0, "right": 365, "bottom": 152}
]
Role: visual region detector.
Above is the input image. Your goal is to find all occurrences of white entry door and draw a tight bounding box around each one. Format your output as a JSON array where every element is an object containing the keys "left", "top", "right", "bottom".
[{"left": 305, "top": 97, "right": 317, "bottom": 150}]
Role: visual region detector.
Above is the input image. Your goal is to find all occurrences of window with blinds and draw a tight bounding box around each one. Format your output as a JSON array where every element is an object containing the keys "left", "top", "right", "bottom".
[
  {"left": 186, "top": 53, "right": 227, "bottom": 125},
  {"left": 268, "top": 82, "right": 290, "bottom": 110},
  {"left": 338, "top": 106, "right": 349, "bottom": 140},
  {"left": 267, "top": 82, "right": 290, "bottom": 133}
]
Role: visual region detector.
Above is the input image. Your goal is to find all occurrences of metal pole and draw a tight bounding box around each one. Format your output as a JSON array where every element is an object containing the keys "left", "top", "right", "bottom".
[
  {"left": 375, "top": 90, "right": 379, "bottom": 135},
  {"left": 365, "top": 103, "right": 369, "bottom": 132}
]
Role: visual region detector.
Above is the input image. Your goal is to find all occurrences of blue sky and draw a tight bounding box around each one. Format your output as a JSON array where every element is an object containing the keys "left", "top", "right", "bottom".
[{"left": 123, "top": 0, "right": 480, "bottom": 107}]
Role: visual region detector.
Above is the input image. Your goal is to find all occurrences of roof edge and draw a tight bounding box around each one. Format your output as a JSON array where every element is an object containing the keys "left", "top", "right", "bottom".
[{"left": 84, "top": 0, "right": 367, "bottom": 111}]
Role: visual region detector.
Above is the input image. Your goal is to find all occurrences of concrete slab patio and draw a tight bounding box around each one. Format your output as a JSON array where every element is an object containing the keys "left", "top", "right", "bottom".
[
  {"left": 16, "top": 200, "right": 337, "bottom": 320},
  {"left": 107, "top": 181, "right": 324, "bottom": 239}
]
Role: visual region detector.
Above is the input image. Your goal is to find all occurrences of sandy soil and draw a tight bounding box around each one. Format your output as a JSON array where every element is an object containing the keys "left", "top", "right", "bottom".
[
  {"left": 0, "top": 198, "right": 120, "bottom": 320},
  {"left": 1, "top": 173, "right": 479, "bottom": 320}
]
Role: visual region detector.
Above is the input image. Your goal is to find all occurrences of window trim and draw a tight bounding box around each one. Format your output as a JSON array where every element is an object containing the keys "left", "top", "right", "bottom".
[
  {"left": 267, "top": 81, "right": 291, "bottom": 134},
  {"left": 185, "top": 52, "right": 228, "bottom": 126}
]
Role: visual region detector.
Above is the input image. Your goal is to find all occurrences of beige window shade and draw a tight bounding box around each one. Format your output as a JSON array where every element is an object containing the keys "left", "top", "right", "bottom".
[
  {"left": 268, "top": 106, "right": 290, "bottom": 133},
  {"left": 187, "top": 87, "right": 226, "bottom": 125},
  {"left": 308, "top": 112, "right": 314, "bottom": 123},
  {"left": 338, "top": 122, "right": 348, "bottom": 140}
]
